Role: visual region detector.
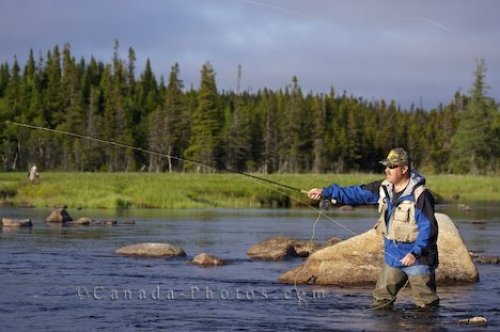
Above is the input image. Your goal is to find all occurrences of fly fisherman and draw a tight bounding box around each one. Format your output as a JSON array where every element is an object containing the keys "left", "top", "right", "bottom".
[
  {"left": 28, "top": 164, "right": 39, "bottom": 184},
  {"left": 307, "top": 148, "right": 439, "bottom": 309}
]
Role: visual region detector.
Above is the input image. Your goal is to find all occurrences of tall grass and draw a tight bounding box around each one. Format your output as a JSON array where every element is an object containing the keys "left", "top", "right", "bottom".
[
  {"left": 0, "top": 172, "right": 498, "bottom": 209},
  {"left": 425, "top": 174, "right": 499, "bottom": 203}
]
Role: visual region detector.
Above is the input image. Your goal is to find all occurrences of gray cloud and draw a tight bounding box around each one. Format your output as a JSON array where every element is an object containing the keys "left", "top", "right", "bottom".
[{"left": 1, "top": 0, "right": 498, "bottom": 108}]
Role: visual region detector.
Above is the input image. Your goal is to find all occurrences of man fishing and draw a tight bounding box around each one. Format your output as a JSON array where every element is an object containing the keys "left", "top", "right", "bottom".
[
  {"left": 28, "top": 164, "right": 39, "bottom": 184},
  {"left": 307, "top": 148, "right": 439, "bottom": 309}
]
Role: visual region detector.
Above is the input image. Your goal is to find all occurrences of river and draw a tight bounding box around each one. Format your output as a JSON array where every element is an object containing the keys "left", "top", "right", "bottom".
[{"left": 0, "top": 204, "right": 498, "bottom": 331}]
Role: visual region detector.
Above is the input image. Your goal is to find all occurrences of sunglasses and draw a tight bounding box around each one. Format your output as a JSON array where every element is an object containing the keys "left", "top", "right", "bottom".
[{"left": 386, "top": 164, "right": 400, "bottom": 169}]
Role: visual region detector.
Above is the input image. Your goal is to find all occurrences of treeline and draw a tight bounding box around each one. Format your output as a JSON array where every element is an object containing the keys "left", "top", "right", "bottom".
[{"left": 0, "top": 43, "right": 498, "bottom": 174}]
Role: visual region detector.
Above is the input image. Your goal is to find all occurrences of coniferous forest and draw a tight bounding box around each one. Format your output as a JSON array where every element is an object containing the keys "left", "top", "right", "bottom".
[{"left": 0, "top": 43, "right": 498, "bottom": 174}]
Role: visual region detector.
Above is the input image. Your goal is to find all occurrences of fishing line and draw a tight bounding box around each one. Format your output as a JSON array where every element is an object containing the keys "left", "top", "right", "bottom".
[
  {"left": 240, "top": 0, "right": 327, "bottom": 25},
  {"left": 376, "top": 17, "right": 454, "bottom": 33},
  {"left": 3, "top": 120, "right": 405, "bottom": 307},
  {"left": 3, "top": 121, "right": 306, "bottom": 194}
]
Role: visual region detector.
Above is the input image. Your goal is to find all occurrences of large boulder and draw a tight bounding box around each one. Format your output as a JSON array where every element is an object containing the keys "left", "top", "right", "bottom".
[
  {"left": 45, "top": 206, "right": 72, "bottom": 223},
  {"left": 278, "top": 213, "right": 478, "bottom": 286},
  {"left": 436, "top": 213, "right": 479, "bottom": 284},
  {"left": 115, "top": 243, "right": 186, "bottom": 257},
  {"left": 247, "top": 236, "right": 321, "bottom": 260}
]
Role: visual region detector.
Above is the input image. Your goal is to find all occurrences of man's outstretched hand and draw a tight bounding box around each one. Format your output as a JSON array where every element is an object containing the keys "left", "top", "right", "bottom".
[{"left": 307, "top": 188, "right": 323, "bottom": 200}]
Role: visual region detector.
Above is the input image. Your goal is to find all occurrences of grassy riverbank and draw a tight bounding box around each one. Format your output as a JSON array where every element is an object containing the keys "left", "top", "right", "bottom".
[{"left": 1, "top": 172, "right": 498, "bottom": 209}]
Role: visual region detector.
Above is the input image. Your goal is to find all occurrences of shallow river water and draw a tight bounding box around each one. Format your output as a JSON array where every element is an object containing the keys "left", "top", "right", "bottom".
[{"left": 0, "top": 204, "right": 498, "bottom": 331}]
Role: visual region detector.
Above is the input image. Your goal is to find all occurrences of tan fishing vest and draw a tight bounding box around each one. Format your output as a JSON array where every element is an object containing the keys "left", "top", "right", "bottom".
[{"left": 375, "top": 181, "right": 425, "bottom": 243}]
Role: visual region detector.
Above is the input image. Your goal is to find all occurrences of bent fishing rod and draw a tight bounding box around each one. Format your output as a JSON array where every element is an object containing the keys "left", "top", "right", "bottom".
[{"left": 3, "top": 121, "right": 308, "bottom": 195}]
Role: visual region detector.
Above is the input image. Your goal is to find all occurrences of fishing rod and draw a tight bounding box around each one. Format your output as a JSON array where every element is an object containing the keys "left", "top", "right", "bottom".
[{"left": 3, "top": 121, "right": 308, "bottom": 194}]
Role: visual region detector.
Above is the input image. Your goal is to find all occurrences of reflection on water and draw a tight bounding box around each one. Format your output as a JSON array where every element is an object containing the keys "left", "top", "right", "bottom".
[{"left": 0, "top": 205, "right": 499, "bottom": 331}]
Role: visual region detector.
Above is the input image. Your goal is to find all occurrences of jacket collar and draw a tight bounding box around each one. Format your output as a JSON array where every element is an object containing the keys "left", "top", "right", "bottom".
[{"left": 383, "top": 171, "right": 425, "bottom": 202}]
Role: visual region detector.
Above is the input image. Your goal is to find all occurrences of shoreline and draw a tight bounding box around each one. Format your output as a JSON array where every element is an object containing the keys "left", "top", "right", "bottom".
[{"left": 1, "top": 172, "right": 499, "bottom": 209}]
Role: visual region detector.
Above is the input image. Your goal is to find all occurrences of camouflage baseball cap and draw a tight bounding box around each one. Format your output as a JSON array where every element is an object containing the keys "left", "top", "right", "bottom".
[{"left": 379, "top": 148, "right": 410, "bottom": 167}]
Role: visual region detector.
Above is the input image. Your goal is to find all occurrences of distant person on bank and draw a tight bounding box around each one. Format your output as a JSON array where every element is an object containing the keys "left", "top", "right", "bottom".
[
  {"left": 28, "top": 164, "right": 39, "bottom": 184},
  {"left": 307, "top": 148, "right": 439, "bottom": 309}
]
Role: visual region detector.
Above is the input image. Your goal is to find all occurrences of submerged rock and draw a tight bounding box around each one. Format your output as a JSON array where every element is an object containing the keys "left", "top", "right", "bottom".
[
  {"left": 1, "top": 217, "right": 33, "bottom": 228},
  {"left": 115, "top": 243, "right": 186, "bottom": 257},
  {"left": 65, "top": 218, "right": 135, "bottom": 226},
  {"left": 122, "top": 220, "right": 136, "bottom": 225},
  {"left": 247, "top": 236, "right": 321, "bottom": 260},
  {"left": 191, "top": 253, "right": 225, "bottom": 266},
  {"left": 94, "top": 219, "right": 117, "bottom": 226},
  {"left": 45, "top": 206, "right": 72, "bottom": 223},
  {"left": 474, "top": 255, "right": 500, "bottom": 264},
  {"left": 69, "top": 217, "right": 93, "bottom": 225},
  {"left": 458, "top": 316, "right": 487, "bottom": 325},
  {"left": 278, "top": 213, "right": 479, "bottom": 286}
]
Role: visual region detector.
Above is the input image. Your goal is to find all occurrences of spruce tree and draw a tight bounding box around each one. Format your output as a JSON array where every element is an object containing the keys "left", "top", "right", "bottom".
[
  {"left": 148, "top": 63, "right": 185, "bottom": 172},
  {"left": 449, "top": 60, "right": 496, "bottom": 173},
  {"left": 59, "top": 43, "right": 86, "bottom": 169},
  {"left": 311, "top": 95, "right": 326, "bottom": 173},
  {"left": 5, "top": 57, "right": 21, "bottom": 120},
  {"left": 2, "top": 58, "right": 22, "bottom": 170},
  {"left": 0, "top": 63, "right": 10, "bottom": 99},
  {"left": 426, "top": 95, "right": 460, "bottom": 173},
  {"left": 101, "top": 59, "right": 134, "bottom": 171},
  {"left": 24, "top": 51, "right": 48, "bottom": 169},
  {"left": 184, "top": 62, "right": 223, "bottom": 171},
  {"left": 224, "top": 91, "right": 251, "bottom": 172},
  {"left": 278, "top": 76, "right": 308, "bottom": 172},
  {"left": 258, "top": 89, "right": 278, "bottom": 174},
  {"left": 44, "top": 46, "right": 63, "bottom": 127}
]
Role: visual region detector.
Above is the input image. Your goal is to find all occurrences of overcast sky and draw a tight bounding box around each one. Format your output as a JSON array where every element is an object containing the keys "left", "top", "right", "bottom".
[{"left": 1, "top": 0, "right": 499, "bottom": 109}]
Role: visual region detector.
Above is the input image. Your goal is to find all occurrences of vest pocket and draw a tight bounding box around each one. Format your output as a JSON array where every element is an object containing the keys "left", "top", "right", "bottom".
[
  {"left": 390, "top": 204, "right": 418, "bottom": 242},
  {"left": 393, "top": 205, "right": 410, "bottom": 223}
]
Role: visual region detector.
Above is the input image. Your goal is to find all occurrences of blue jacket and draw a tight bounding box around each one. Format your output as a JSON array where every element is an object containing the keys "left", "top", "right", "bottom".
[{"left": 322, "top": 172, "right": 439, "bottom": 269}]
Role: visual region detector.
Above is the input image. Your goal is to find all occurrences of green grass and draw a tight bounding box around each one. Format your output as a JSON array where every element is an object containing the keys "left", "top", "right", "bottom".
[
  {"left": 0, "top": 172, "right": 498, "bottom": 209},
  {"left": 425, "top": 174, "right": 500, "bottom": 203}
]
